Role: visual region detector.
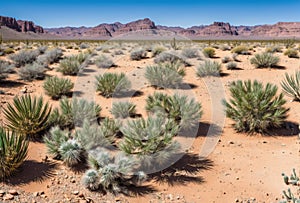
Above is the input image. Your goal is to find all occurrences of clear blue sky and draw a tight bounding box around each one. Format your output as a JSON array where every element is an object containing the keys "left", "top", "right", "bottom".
[{"left": 0, "top": 0, "right": 299, "bottom": 28}]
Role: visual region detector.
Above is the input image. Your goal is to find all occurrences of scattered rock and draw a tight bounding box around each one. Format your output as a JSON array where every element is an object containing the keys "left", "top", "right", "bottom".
[
  {"left": 33, "top": 192, "right": 39, "bottom": 197},
  {"left": 3, "top": 193, "right": 14, "bottom": 200},
  {"left": 228, "top": 141, "right": 234, "bottom": 145},
  {"left": 72, "top": 191, "right": 79, "bottom": 195},
  {"left": 8, "top": 189, "right": 18, "bottom": 195}
]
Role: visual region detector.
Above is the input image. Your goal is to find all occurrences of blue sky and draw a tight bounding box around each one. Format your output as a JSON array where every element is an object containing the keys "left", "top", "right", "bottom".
[{"left": 0, "top": 0, "right": 299, "bottom": 28}]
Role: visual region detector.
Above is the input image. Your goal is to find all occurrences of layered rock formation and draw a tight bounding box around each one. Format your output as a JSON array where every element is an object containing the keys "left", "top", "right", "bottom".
[{"left": 0, "top": 16, "right": 44, "bottom": 33}]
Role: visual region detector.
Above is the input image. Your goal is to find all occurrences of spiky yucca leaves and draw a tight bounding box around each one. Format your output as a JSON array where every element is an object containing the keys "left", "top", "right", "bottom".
[
  {"left": 84, "top": 148, "right": 146, "bottom": 194},
  {"left": 145, "top": 62, "right": 185, "bottom": 89},
  {"left": 0, "top": 127, "right": 28, "bottom": 178},
  {"left": 197, "top": 60, "right": 222, "bottom": 77},
  {"left": 44, "top": 126, "right": 69, "bottom": 159},
  {"left": 50, "top": 97, "right": 101, "bottom": 129},
  {"left": 3, "top": 94, "right": 52, "bottom": 138},
  {"left": 111, "top": 102, "right": 136, "bottom": 119},
  {"left": 146, "top": 93, "right": 202, "bottom": 131},
  {"left": 75, "top": 119, "right": 119, "bottom": 150},
  {"left": 59, "top": 139, "right": 83, "bottom": 166},
  {"left": 223, "top": 80, "right": 289, "bottom": 133},
  {"left": 43, "top": 76, "right": 74, "bottom": 100},
  {"left": 281, "top": 71, "right": 300, "bottom": 101},
  {"left": 120, "top": 116, "right": 180, "bottom": 169},
  {"left": 250, "top": 52, "right": 279, "bottom": 68},
  {"left": 95, "top": 73, "right": 131, "bottom": 98}
]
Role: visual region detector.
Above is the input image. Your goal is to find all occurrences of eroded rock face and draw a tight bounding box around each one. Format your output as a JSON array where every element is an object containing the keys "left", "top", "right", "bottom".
[{"left": 0, "top": 16, "right": 44, "bottom": 33}]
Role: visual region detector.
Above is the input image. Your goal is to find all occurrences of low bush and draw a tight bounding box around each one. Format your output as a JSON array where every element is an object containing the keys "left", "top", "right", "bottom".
[
  {"left": 202, "top": 47, "right": 216, "bottom": 58},
  {"left": 18, "top": 62, "right": 45, "bottom": 81},
  {"left": 9, "top": 50, "right": 39, "bottom": 67},
  {"left": 250, "top": 52, "right": 279, "bottom": 68},
  {"left": 281, "top": 71, "right": 300, "bottom": 101},
  {"left": 231, "top": 45, "right": 249, "bottom": 54},
  {"left": 196, "top": 60, "right": 222, "bottom": 77},
  {"left": 284, "top": 48, "right": 299, "bottom": 58},
  {"left": 130, "top": 49, "right": 147, "bottom": 60},
  {"left": 95, "top": 55, "right": 114, "bottom": 68},
  {"left": 111, "top": 101, "right": 136, "bottom": 119},
  {"left": 43, "top": 76, "right": 74, "bottom": 100}
]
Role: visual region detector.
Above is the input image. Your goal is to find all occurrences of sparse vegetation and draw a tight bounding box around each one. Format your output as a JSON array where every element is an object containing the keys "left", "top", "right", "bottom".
[
  {"left": 281, "top": 71, "right": 300, "bottom": 101},
  {"left": 57, "top": 53, "right": 90, "bottom": 75},
  {"left": 202, "top": 47, "right": 216, "bottom": 58},
  {"left": 226, "top": 61, "right": 238, "bottom": 70},
  {"left": 130, "top": 49, "right": 147, "bottom": 60},
  {"left": 280, "top": 168, "right": 299, "bottom": 203},
  {"left": 250, "top": 52, "right": 280, "bottom": 68},
  {"left": 111, "top": 101, "right": 136, "bottom": 119},
  {"left": 18, "top": 62, "right": 45, "bottom": 81},
  {"left": 0, "top": 60, "right": 14, "bottom": 80},
  {"left": 152, "top": 46, "right": 166, "bottom": 57},
  {"left": 95, "top": 55, "right": 114, "bottom": 68},
  {"left": 181, "top": 48, "right": 198, "bottom": 58},
  {"left": 231, "top": 45, "right": 249, "bottom": 55},
  {"left": 197, "top": 60, "right": 222, "bottom": 77},
  {"left": 9, "top": 50, "right": 39, "bottom": 67},
  {"left": 223, "top": 80, "right": 289, "bottom": 133},
  {"left": 284, "top": 48, "right": 299, "bottom": 58},
  {"left": 221, "top": 56, "right": 231, "bottom": 63},
  {"left": 43, "top": 76, "right": 74, "bottom": 100},
  {"left": 154, "top": 51, "right": 190, "bottom": 66}
]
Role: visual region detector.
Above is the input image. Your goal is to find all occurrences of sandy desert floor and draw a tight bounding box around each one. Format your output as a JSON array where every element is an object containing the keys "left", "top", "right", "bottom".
[{"left": 0, "top": 40, "right": 299, "bottom": 203}]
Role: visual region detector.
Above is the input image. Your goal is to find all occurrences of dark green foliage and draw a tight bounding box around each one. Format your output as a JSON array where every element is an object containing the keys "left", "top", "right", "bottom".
[
  {"left": 43, "top": 76, "right": 74, "bottom": 100},
  {"left": 223, "top": 80, "right": 289, "bottom": 133},
  {"left": 0, "top": 127, "right": 28, "bottom": 178},
  {"left": 95, "top": 73, "right": 131, "bottom": 98},
  {"left": 3, "top": 94, "right": 52, "bottom": 138},
  {"left": 146, "top": 93, "right": 202, "bottom": 131},
  {"left": 281, "top": 71, "right": 300, "bottom": 101}
]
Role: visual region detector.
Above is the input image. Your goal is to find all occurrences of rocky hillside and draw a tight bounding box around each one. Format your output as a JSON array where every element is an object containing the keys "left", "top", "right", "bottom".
[
  {"left": 1, "top": 15, "right": 300, "bottom": 39},
  {"left": 0, "top": 16, "right": 44, "bottom": 33}
]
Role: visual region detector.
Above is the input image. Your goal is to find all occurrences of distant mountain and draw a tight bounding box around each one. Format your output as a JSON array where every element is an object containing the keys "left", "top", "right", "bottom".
[{"left": 1, "top": 15, "right": 300, "bottom": 40}]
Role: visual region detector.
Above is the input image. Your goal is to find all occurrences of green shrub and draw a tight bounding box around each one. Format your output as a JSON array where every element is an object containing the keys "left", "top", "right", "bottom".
[
  {"left": 95, "top": 73, "right": 131, "bottom": 98},
  {"left": 250, "top": 52, "right": 280, "bottom": 68},
  {"left": 284, "top": 48, "right": 299, "bottom": 58},
  {"left": 44, "top": 126, "right": 69, "bottom": 159},
  {"left": 50, "top": 97, "right": 101, "bottom": 129},
  {"left": 145, "top": 62, "right": 185, "bottom": 88},
  {"left": 0, "top": 127, "right": 28, "bottom": 178},
  {"left": 280, "top": 169, "right": 299, "bottom": 202},
  {"left": 226, "top": 61, "right": 238, "bottom": 70},
  {"left": 146, "top": 93, "right": 202, "bottom": 131},
  {"left": 197, "top": 60, "right": 222, "bottom": 77},
  {"left": 281, "top": 71, "right": 300, "bottom": 101},
  {"left": 265, "top": 46, "right": 282, "bottom": 53},
  {"left": 59, "top": 139, "right": 83, "bottom": 166},
  {"left": 152, "top": 46, "right": 166, "bottom": 57},
  {"left": 3, "top": 94, "right": 52, "bottom": 138},
  {"left": 95, "top": 55, "right": 114, "bottom": 68},
  {"left": 0, "top": 60, "right": 14, "bottom": 81},
  {"left": 120, "top": 116, "right": 180, "bottom": 169},
  {"left": 202, "top": 47, "right": 216, "bottom": 58},
  {"left": 130, "top": 49, "right": 147, "bottom": 60},
  {"left": 111, "top": 101, "right": 136, "bottom": 119},
  {"left": 9, "top": 50, "right": 39, "bottom": 67},
  {"left": 18, "top": 62, "right": 45, "bottom": 81},
  {"left": 57, "top": 53, "right": 90, "bottom": 75},
  {"left": 223, "top": 80, "right": 289, "bottom": 133},
  {"left": 43, "top": 76, "right": 74, "bottom": 100},
  {"left": 231, "top": 45, "right": 249, "bottom": 54},
  {"left": 3, "top": 48, "right": 15, "bottom": 55}
]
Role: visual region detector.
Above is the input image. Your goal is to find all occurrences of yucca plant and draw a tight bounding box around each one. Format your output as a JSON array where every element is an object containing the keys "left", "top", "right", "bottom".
[
  {"left": 146, "top": 93, "right": 202, "bottom": 131},
  {"left": 57, "top": 58, "right": 81, "bottom": 75},
  {"left": 281, "top": 71, "right": 300, "bottom": 101},
  {"left": 223, "top": 80, "right": 289, "bottom": 133},
  {"left": 196, "top": 60, "right": 222, "bottom": 77},
  {"left": 84, "top": 148, "right": 147, "bottom": 194},
  {"left": 3, "top": 94, "right": 52, "bottom": 138},
  {"left": 44, "top": 126, "right": 69, "bottom": 159},
  {"left": 111, "top": 101, "right": 136, "bottom": 119},
  {"left": 43, "top": 76, "right": 74, "bottom": 100},
  {"left": 95, "top": 73, "right": 131, "bottom": 98},
  {"left": 50, "top": 97, "right": 101, "bottom": 129},
  {"left": 0, "top": 127, "right": 28, "bottom": 178},
  {"left": 250, "top": 52, "right": 279, "bottom": 68},
  {"left": 120, "top": 116, "right": 180, "bottom": 169},
  {"left": 59, "top": 139, "right": 83, "bottom": 166},
  {"left": 145, "top": 62, "right": 185, "bottom": 89}
]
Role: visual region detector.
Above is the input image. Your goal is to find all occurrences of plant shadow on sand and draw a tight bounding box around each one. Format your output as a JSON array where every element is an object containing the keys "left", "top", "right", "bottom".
[
  {"left": 148, "top": 153, "right": 213, "bottom": 186},
  {"left": 178, "top": 122, "right": 223, "bottom": 138},
  {"left": 0, "top": 80, "right": 25, "bottom": 88},
  {"left": 3, "top": 160, "right": 57, "bottom": 186},
  {"left": 264, "top": 121, "right": 300, "bottom": 136}
]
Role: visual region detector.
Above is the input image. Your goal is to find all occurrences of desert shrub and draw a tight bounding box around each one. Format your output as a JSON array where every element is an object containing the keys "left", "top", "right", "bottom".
[
  {"left": 113, "top": 50, "right": 124, "bottom": 55},
  {"left": 50, "top": 97, "right": 101, "bottom": 129},
  {"left": 79, "top": 43, "right": 89, "bottom": 49},
  {"left": 0, "top": 127, "right": 28, "bottom": 178},
  {"left": 95, "top": 55, "right": 114, "bottom": 68},
  {"left": 9, "top": 50, "right": 39, "bottom": 67},
  {"left": 280, "top": 169, "right": 299, "bottom": 203},
  {"left": 284, "top": 38, "right": 296, "bottom": 49},
  {"left": 284, "top": 48, "right": 299, "bottom": 58},
  {"left": 154, "top": 51, "right": 190, "bottom": 66},
  {"left": 152, "top": 46, "right": 166, "bottom": 57},
  {"left": 223, "top": 80, "right": 289, "bottom": 133},
  {"left": 197, "top": 60, "right": 222, "bottom": 77},
  {"left": 265, "top": 46, "right": 282, "bottom": 53},
  {"left": 221, "top": 56, "right": 231, "bottom": 63},
  {"left": 44, "top": 126, "right": 69, "bottom": 159},
  {"left": 181, "top": 48, "right": 198, "bottom": 58},
  {"left": 83, "top": 148, "right": 146, "bottom": 193},
  {"left": 232, "top": 53, "right": 239, "bottom": 61},
  {"left": 43, "top": 76, "right": 74, "bottom": 100},
  {"left": 120, "top": 116, "right": 180, "bottom": 169},
  {"left": 3, "top": 48, "right": 15, "bottom": 55},
  {"left": 37, "top": 48, "right": 63, "bottom": 66},
  {"left": 281, "top": 71, "right": 300, "bottom": 101},
  {"left": 0, "top": 60, "right": 14, "bottom": 80},
  {"left": 226, "top": 61, "right": 238, "bottom": 70},
  {"left": 146, "top": 93, "right": 202, "bottom": 131},
  {"left": 18, "top": 62, "right": 45, "bottom": 81},
  {"left": 130, "top": 49, "right": 147, "bottom": 60},
  {"left": 111, "top": 101, "right": 136, "bottom": 119},
  {"left": 3, "top": 94, "right": 52, "bottom": 138},
  {"left": 95, "top": 73, "right": 131, "bottom": 98},
  {"left": 250, "top": 52, "right": 280, "bottom": 68},
  {"left": 220, "top": 44, "right": 231, "bottom": 51},
  {"left": 59, "top": 139, "right": 84, "bottom": 166},
  {"left": 57, "top": 53, "right": 90, "bottom": 75},
  {"left": 37, "top": 46, "right": 48, "bottom": 54},
  {"left": 202, "top": 47, "right": 216, "bottom": 58},
  {"left": 231, "top": 45, "right": 249, "bottom": 54},
  {"left": 145, "top": 62, "right": 185, "bottom": 89}
]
